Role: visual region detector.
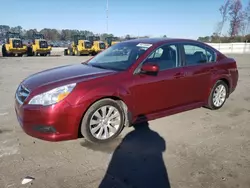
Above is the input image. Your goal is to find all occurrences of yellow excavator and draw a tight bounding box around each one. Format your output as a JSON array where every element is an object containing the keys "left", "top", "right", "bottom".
[
  {"left": 27, "top": 33, "right": 52, "bottom": 56},
  {"left": 64, "top": 35, "right": 92, "bottom": 56},
  {"left": 104, "top": 36, "right": 121, "bottom": 48},
  {"left": 1, "top": 32, "right": 27, "bottom": 57},
  {"left": 87, "top": 36, "right": 106, "bottom": 55}
]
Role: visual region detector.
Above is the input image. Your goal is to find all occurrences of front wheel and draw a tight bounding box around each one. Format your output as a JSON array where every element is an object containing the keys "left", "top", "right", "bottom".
[
  {"left": 207, "top": 80, "right": 229, "bottom": 110},
  {"left": 2, "top": 45, "right": 7, "bottom": 57},
  {"left": 81, "top": 99, "right": 125, "bottom": 143},
  {"left": 91, "top": 51, "right": 97, "bottom": 56},
  {"left": 76, "top": 49, "right": 81, "bottom": 56},
  {"left": 64, "top": 49, "right": 68, "bottom": 56}
]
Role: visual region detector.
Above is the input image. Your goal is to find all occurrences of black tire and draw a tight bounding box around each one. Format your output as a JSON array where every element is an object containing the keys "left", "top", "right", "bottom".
[
  {"left": 76, "top": 49, "right": 80, "bottom": 56},
  {"left": 64, "top": 49, "right": 68, "bottom": 56},
  {"left": 69, "top": 48, "right": 74, "bottom": 56},
  {"left": 207, "top": 80, "right": 229, "bottom": 110},
  {"left": 2, "top": 45, "right": 7, "bottom": 57},
  {"left": 27, "top": 46, "right": 33, "bottom": 56},
  {"left": 80, "top": 98, "right": 125, "bottom": 143}
]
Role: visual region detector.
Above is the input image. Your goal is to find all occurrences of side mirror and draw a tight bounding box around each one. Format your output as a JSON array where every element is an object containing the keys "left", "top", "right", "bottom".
[{"left": 140, "top": 63, "right": 159, "bottom": 75}]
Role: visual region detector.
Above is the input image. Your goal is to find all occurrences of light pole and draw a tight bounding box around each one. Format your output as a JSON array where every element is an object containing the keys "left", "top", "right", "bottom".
[{"left": 106, "top": 0, "right": 109, "bottom": 33}]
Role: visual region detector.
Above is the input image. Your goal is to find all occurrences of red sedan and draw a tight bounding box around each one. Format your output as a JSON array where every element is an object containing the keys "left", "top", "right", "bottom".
[{"left": 14, "top": 38, "right": 239, "bottom": 143}]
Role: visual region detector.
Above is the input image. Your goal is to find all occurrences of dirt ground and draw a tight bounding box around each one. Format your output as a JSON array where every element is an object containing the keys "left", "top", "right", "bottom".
[{"left": 0, "top": 55, "right": 249, "bottom": 188}]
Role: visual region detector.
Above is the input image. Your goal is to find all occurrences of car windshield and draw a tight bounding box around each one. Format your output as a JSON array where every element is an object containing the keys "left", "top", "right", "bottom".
[{"left": 87, "top": 42, "right": 153, "bottom": 71}]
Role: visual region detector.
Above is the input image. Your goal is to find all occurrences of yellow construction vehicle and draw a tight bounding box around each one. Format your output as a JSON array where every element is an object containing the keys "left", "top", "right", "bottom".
[
  {"left": 104, "top": 36, "right": 121, "bottom": 48},
  {"left": 64, "top": 35, "right": 92, "bottom": 56},
  {"left": 27, "top": 33, "right": 52, "bottom": 56},
  {"left": 1, "top": 32, "right": 27, "bottom": 57},
  {"left": 87, "top": 36, "right": 106, "bottom": 55},
  {"left": 124, "top": 36, "right": 137, "bottom": 41}
]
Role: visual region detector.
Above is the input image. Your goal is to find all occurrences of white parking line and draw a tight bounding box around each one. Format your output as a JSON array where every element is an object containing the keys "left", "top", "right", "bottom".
[{"left": 0, "top": 112, "right": 8, "bottom": 116}]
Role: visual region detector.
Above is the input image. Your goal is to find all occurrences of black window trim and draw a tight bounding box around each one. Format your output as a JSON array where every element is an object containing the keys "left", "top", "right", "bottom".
[
  {"left": 133, "top": 42, "right": 183, "bottom": 75},
  {"left": 180, "top": 41, "right": 217, "bottom": 68}
]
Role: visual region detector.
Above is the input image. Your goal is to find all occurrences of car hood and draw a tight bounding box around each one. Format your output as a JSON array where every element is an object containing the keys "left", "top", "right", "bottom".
[{"left": 22, "top": 63, "right": 117, "bottom": 91}]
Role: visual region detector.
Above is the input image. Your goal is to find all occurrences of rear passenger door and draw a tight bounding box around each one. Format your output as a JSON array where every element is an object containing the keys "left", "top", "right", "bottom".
[{"left": 180, "top": 42, "right": 217, "bottom": 103}]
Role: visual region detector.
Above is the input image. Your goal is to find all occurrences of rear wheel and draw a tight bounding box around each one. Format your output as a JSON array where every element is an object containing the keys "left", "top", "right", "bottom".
[
  {"left": 207, "top": 80, "right": 229, "bottom": 110},
  {"left": 81, "top": 99, "right": 125, "bottom": 143}
]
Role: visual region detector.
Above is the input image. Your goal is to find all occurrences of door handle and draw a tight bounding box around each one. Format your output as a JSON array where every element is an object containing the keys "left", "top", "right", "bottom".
[
  {"left": 173, "top": 72, "right": 184, "bottom": 79},
  {"left": 209, "top": 67, "right": 215, "bottom": 71}
]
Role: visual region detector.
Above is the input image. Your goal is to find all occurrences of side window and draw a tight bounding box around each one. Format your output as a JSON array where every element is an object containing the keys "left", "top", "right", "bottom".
[
  {"left": 145, "top": 44, "right": 178, "bottom": 71},
  {"left": 183, "top": 44, "right": 216, "bottom": 66}
]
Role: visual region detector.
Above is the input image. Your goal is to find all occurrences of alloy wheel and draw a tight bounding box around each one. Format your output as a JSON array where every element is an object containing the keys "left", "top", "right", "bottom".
[
  {"left": 212, "top": 84, "right": 227, "bottom": 107},
  {"left": 89, "top": 105, "right": 121, "bottom": 140}
]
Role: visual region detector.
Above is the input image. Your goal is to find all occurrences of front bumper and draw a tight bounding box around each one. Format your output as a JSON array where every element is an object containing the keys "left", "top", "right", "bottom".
[
  {"left": 8, "top": 48, "right": 27, "bottom": 54},
  {"left": 14, "top": 98, "right": 83, "bottom": 142},
  {"left": 79, "top": 50, "right": 90, "bottom": 55},
  {"left": 35, "top": 49, "right": 51, "bottom": 54}
]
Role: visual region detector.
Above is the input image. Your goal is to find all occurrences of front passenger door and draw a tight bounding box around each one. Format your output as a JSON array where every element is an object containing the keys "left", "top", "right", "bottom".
[{"left": 132, "top": 43, "right": 187, "bottom": 116}]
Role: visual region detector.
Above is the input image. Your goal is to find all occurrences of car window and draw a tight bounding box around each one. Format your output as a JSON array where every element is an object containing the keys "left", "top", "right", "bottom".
[
  {"left": 183, "top": 44, "right": 216, "bottom": 66},
  {"left": 87, "top": 42, "right": 152, "bottom": 71},
  {"left": 144, "top": 44, "right": 178, "bottom": 71}
]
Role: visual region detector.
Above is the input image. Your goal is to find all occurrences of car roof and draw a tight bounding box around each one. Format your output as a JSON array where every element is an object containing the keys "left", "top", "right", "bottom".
[{"left": 122, "top": 37, "right": 201, "bottom": 45}]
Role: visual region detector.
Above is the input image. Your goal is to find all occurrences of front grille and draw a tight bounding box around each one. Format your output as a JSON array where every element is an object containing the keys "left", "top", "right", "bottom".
[
  {"left": 16, "top": 85, "right": 30, "bottom": 104},
  {"left": 84, "top": 42, "right": 92, "bottom": 49},
  {"left": 13, "top": 40, "right": 23, "bottom": 48},
  {"left": 99, "top": 43, "right": 106, "bottom": 49},
  {"left": 39, "top": 41, "right": 48, "bottom": 48}
]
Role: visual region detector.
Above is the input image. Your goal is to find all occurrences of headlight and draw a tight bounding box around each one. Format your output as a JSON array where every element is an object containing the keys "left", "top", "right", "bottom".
[{"left": 28, "top": 83, "right": 76, "bottom": 106}]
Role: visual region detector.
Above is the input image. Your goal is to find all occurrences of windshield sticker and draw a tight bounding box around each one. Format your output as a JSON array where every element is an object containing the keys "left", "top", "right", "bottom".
[{"left": 136, "top": 43, "right": 152, "bottom": 48}]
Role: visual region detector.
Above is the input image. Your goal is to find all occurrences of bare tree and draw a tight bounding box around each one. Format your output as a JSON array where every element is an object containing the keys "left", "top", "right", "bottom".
[
  {"left": 217, "top": 0, "right": 232, "bottom": 36},
  {"left": 228, "top": 0, "right": 245, "bottom": 37},
  {"left": 244, "top": 0, "right": 250, "bottom": 35}
]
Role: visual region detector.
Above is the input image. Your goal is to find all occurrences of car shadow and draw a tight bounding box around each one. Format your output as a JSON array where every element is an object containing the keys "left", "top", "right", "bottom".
[{"left": 95, "top": 119, "right": 171, "bottom": 188}]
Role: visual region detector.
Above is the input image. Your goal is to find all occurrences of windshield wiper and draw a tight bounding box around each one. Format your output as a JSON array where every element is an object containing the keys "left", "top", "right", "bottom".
[
  {"left": 81, "top": 61, "right": 89, "bottom": 65},
  {"left": 90, "top": 64, "right": 111, "bottom": 70}
]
